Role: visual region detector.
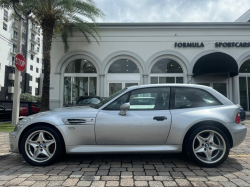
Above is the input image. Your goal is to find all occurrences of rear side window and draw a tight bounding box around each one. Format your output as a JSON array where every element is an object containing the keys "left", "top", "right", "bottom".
[{"left": 170, "top": 87, "right": 221, "bottom": 109}]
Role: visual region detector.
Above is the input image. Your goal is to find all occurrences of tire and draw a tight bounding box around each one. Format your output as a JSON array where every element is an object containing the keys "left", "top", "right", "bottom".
[
  {"left": 20, "top": 126, "right": 64, "bottom": 166},
  {"left": 186, "top": 125, "right": 230, "bottom": 167}
]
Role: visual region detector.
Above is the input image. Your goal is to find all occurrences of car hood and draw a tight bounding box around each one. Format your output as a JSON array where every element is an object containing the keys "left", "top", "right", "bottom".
[
  {"left": 52, "top": 106, "right": 97, "bottom": 112},
  {"left": 22, "top": 106, "right": 99, "bottom": 127}
]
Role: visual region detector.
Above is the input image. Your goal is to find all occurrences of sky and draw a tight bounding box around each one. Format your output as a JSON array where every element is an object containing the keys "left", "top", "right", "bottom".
[{"left": 94, "top": 0, "right": 250, "bottom": 22}]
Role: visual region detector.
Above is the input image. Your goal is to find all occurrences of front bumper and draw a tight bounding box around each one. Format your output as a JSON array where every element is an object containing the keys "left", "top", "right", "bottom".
[
  {"left": 9, "top": 131, "right": 20, "bottom": 153},
  {"left": 230, "top": 123, "right": 247, "bottom": 148}
]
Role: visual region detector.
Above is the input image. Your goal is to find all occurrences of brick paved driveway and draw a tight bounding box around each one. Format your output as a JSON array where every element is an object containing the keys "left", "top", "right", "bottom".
[{"left": 0, "top": 121, "right": 250, "bottom": 186}]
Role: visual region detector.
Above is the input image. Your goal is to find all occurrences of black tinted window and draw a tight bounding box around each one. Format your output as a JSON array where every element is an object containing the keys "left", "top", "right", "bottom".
[{"left": 170, "top": 87, "right": 221, "bottom": 109}]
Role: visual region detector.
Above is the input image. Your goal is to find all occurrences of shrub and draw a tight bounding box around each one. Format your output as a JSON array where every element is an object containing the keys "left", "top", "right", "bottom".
[{"left": 20, "top": 93, "right": 41, "bottom": 103}]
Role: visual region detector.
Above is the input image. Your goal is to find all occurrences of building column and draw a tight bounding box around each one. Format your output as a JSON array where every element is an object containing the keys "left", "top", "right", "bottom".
[
  {"left": 187, "top": 74, "right": 194, "bottom": 84},
  {"left": 143, "top": 74, "right": 148, "bottom": 85},
  {"left": 99, "top": 74, "right": 105, "bottom": 97},
  {"left": 232, "top": 75, "right": 240, "bottom": 104}
]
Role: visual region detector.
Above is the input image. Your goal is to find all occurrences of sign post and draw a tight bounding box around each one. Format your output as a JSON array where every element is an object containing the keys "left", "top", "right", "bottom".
[{"left": 11, "top": 17, "right": 24, "bottom": 127}]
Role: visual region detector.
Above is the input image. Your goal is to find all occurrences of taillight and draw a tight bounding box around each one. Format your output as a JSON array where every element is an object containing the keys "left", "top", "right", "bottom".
[{"left": 236, "top": 113, "right": 241, "bottom": 124}]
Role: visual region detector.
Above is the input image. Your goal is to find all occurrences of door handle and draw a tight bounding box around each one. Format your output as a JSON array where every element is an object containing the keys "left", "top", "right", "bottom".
[{"left": 153, "top": 116, "right": 167, "bottom": 121}]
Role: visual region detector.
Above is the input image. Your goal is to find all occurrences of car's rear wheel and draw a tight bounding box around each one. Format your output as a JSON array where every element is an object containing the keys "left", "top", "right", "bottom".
[
  {"left": 186, "top": 126, "right": 230, "bottom": 167},
  {"left": 20, "top": 126, "right": 63, "bottom": 166}
]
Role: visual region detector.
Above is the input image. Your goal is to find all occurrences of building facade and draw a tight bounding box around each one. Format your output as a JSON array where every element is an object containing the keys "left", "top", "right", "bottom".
[
  {"left": 0, "top": 8, "right": 43, "bottom": 100},
  {"left": 50, "top": 21, "right": 250, "bottom": 112}
]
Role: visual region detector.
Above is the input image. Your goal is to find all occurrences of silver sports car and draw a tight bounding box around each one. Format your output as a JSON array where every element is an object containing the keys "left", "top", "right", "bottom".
[{"left": 9, "top": 84, "right": 247, "bottom": 167}]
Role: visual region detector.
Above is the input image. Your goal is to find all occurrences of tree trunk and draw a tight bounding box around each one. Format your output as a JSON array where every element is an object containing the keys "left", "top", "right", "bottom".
[{"left": 40, "top": 18, "right": 55, "bottom": 112}]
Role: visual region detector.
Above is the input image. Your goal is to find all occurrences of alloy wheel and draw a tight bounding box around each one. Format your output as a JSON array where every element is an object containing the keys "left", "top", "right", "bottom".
[
  {"left": 25, "top": 130, "right": 56, "bottom": 163},
  {"left": 192, "top": 130, "right": 226, "bottom": 164}
]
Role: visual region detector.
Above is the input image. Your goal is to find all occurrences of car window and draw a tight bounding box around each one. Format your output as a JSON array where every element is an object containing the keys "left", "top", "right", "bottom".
[
  {"left": 104, "top": 92, "right": 130, "bottom": 110},
  {"left": 20, "top": 103, "right": 28, "bottom": 107},
  {"left": 92, "top": 88, "right": 127, "bottom": 109},
  {"left": 170, "top": 87, "right": 221, "bottom": 109},
  {"left": 129, "top": 87, "right": 170, "bottom": 110},
  {"left": 33, "top": 103, "right": 41, "bottom": 107},
  {"left": 0, "top": 106, "right": 4, "bottom": 111}
]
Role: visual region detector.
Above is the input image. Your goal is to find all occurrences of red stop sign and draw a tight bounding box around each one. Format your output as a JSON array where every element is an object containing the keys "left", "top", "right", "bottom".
[{"left": 15, "top": 54, "right": 26, "bottom": 72}]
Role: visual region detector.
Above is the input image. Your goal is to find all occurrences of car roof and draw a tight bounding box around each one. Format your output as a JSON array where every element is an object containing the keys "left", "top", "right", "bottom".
[{"left": 126, "top": 84, "right": 211, "bottom": 91}]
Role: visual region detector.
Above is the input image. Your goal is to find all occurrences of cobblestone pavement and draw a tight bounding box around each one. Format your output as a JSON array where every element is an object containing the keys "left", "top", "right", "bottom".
[{"left": 0, "top": 121, "right": 250, "bottom": 187}]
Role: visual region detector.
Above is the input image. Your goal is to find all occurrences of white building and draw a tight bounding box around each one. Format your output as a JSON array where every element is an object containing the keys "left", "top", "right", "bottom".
[
  {"left": 50, "top": 10, "right": 250, "bottom": 113},
  {"left": 0, "top": 8, "right": 43, "bottom": 100}
]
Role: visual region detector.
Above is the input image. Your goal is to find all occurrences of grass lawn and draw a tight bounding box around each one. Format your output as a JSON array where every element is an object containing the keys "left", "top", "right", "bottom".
[{"left": 0, "top": 123, "right": 14, "bottom": 132}]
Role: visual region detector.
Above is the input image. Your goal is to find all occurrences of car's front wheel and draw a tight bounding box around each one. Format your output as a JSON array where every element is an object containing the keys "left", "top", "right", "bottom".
[
  {"left": 20, "top": 126, "right": 64, "bottom": 166},
  {"left": 186, "top": 126, "right": 230, "bottom": 167}
]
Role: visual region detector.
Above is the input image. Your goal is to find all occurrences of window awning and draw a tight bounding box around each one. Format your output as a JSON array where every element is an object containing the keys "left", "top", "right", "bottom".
[{"left": 193, "top": 52, "right": 238, "bottom": 77}]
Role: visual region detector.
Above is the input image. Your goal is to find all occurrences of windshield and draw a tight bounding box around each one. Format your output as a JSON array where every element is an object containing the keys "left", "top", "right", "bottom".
[{"left": 91, "top": 88, "right": 128, "bottom": 109}]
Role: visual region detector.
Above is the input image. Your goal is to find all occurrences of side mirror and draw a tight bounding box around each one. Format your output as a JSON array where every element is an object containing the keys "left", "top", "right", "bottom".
[{"left": 119, "top": 103, "right": 130, "bottom": 116}]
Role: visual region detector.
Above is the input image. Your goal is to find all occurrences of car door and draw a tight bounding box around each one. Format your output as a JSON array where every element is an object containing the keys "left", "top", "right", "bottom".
[{"left": 95, "top": 87, "right": 172, "bottom": 145}]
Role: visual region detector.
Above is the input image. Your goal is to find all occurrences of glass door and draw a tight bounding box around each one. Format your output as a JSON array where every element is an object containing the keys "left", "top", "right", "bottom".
[
  {"left": 213, "top": 83, "right": 227, "bottom": 97},
  {"left": 63, "top": 76, "right": 97, "bottom": 105},
  {"left": 239, "top": 77, "right": 249, "bottom": 111}
]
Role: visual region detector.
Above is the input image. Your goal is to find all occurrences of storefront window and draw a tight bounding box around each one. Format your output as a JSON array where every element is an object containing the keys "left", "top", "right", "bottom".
[
  {"left": 151, "top": 77, "right": 183, "bottom": 84},
  {"left": 108, "top": 59, "right": 139, "bottom": 73},
  {"left": 151, "top": 59, "right": 183, "bottom": 73},
  {"left": 239, "top": 77, "right": 248, "bottom": 111},
  {"left": 176, "top": 77, "right": 184, "bottom": 83},
  {"left": 65, "top": 59, "right": 96, "bottom": 73},
  {"left": 64, "top": 77, "right": 71, "bottom": 105},
  {"left": 159, "top": 77, "right": 175, "bottom": 83},
  {"left": 64, "top": 59, "right": 98, "bottom": 105},
  {"left": 239, "top": 59, "right": 250, "bottom": 111},
  {"left": 239, "top": 59, "right": 250, "bottom": 73},
  {"left": 72, "top": 77, "right": 88, "bottom": 100},
  {"left": 150, "top": 59, "right": 184, "bottom": 84},
  {"left": 89, "top": 77, "right": 97, "bottom": 96}
]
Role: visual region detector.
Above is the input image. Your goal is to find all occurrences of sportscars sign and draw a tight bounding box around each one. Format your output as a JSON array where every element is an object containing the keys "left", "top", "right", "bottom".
[{"left": 15, "top": 54, "right": 26, "bottom": 72}]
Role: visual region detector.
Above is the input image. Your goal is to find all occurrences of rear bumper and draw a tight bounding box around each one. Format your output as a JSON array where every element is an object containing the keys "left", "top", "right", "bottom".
[{"left": 230, "top": 123, "right": 247, "bottom": 148}]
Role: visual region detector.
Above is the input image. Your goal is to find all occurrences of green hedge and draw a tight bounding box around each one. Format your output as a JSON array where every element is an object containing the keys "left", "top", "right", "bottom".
[{"left": 20, "top": 93, "right": 41, "bottom": 103}]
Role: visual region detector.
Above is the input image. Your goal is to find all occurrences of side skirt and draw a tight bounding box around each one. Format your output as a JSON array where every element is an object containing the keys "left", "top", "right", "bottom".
[{"left": 66, "top": 145, "right": 182, "bottom": 154}]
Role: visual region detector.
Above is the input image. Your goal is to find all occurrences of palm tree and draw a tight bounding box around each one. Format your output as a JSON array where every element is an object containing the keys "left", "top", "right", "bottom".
[{"left": 0, "top": 0, "right": 104, "bottom": 111}]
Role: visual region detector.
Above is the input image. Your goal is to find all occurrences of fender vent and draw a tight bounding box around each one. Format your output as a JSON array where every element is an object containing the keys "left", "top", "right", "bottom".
[
  {"left": 63, "top": 118, "right": 86, "bottom": 125},
  {"left": 68, "top": 119, "right": 86, "bottom": 124}
]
